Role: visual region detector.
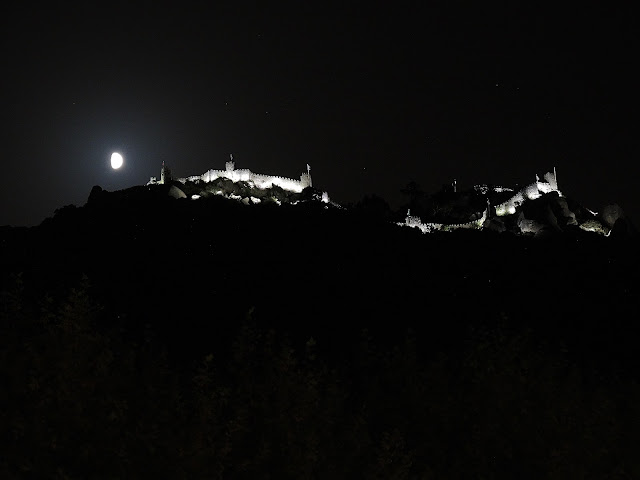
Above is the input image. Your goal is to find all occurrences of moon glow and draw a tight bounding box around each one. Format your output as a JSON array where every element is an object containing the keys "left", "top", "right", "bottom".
[{"left": 110, "top": 152, "right": 123, "bottom": 169}]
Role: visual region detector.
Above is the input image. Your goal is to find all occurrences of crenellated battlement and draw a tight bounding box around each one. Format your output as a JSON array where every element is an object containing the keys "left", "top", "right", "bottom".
[
  {"left": 401, "top": 207, "right": 489, "bottom": 233},
  {"left": 494, "top": 169, "right": 560, "bottom": 217},
  {"left": 399, "top": 168, "right": 559, "bottom": 234},
  {"left": 164, "top": 160, "right": 313, "bottom": 194}
]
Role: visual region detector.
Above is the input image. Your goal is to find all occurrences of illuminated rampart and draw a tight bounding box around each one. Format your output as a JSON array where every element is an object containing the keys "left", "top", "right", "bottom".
[{"left": 178, "top": 161, "right": 312, "bottom": 193}]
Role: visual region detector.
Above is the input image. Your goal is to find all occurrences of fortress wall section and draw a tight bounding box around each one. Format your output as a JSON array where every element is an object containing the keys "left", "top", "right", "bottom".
[{"left": 176, "top": 165, "right": 309, "bottom": 194}]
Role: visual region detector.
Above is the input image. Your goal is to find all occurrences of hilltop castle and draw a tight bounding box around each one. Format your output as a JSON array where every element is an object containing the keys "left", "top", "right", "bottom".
[
  {"left": 148, "top": 162, "right": 173, "bottom": 186},
  {"left": 149, "top": 156, "right": 313, "bottom": 194},
  {"left": 401, "top": 169, "right": 562, "bottom": 233}
]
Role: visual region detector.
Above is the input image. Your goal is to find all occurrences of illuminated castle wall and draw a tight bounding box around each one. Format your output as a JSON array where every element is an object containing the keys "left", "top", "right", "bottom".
[
  {"left": 403, "top": 207, "right": 489, "bottom": 233},
  {"left": 178, "top": 160, "right": 312, "bottom": 194},
  {"left": 494, "top": 169, "right": 560, "bottom": 216},
  {"left": 400, "top": 169, "right": 559, "bottom": 234},
  {"left": 148, "top": 163, "right": 172, "bottom": 185}
]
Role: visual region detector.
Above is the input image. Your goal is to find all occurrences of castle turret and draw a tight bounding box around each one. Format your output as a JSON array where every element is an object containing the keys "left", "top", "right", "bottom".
[
  {"left": 226, "top": 154, "right": 235, "bottom": 173},
  {"left": 160, "top": 162, "right": 172, "bottom": 185},
  {"left": 300, "top": 163, "right": 312, "bottom": 188},
  {"left": 543, "top": 167, "right": 558, "bottom": 191}
]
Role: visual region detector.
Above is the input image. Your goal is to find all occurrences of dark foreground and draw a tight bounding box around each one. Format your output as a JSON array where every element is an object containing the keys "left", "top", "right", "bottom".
[{"left": 1, "top": 190, "right": 638, "bottom": 478}]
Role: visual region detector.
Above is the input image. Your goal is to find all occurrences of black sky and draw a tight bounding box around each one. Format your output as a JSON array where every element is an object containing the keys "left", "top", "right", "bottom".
[{"left": 1, "top": 3, "right": 637, "bottom": 226}]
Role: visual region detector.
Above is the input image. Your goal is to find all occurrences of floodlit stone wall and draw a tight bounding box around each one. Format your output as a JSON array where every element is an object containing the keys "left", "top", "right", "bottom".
[
  {"left": 400, "top": 208, "right": 488, "bottom": 234},
  {"left": 494, "top": 170, "right": 560, "bottom": 217},
  {"left": 442, "top": 208, "right": 488, "bottom": 231},
  {"left": 177, "top": 163, "right": 312, "bottom": 194}
]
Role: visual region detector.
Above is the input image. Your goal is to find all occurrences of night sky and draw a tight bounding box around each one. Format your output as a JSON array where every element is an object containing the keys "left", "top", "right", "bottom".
[{"left": 2, "top": 3, "right": 637, "bottom": 226}]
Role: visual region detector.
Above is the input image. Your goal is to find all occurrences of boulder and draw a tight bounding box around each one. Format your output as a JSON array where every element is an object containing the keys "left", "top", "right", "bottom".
[
  {"left": 601, "top": 204, "right": 625, "bottom": 228},
  {"left": 553, "top": 197, "right": 577, "bottom": 226},
  {"left": 517, "top": 213, "right": 544, "bottom": 235},
  {"left": 168, "top": 185, "right": 187, "bottom": 199}
]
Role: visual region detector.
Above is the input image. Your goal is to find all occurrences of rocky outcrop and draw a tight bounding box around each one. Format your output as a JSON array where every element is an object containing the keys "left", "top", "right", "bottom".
[{"left": 168, "top": 185, "right": 187, "bottom": 199}]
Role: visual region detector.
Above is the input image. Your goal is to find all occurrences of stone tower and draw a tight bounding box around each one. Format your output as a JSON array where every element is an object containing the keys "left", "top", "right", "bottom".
[
  {"left": 300, "top": 163, "right": 312, "bottom": 188},
  {"left": 160, "top": 162, "right": 172, "bottom": 185},
  {"left": 543, "top": 167, "right": 558, "bottom": 191}
]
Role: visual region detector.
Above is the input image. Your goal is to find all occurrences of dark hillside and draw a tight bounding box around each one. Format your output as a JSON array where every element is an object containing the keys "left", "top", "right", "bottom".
[
  {"left": 3, "top": 185, "right": 639, "bottom": 369},
  {"left": 1, "top": 185, "right": 639, "bottom": 478}
]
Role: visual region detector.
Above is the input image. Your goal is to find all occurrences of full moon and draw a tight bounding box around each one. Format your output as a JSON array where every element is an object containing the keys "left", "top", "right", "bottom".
[{"left": 110, "top": 152, "right": 123, "bottom": 169}]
